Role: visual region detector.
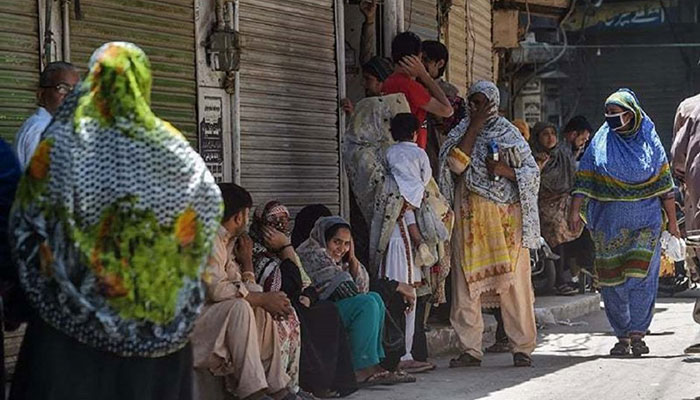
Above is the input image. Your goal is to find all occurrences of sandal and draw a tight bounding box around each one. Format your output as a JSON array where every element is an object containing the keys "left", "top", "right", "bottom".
[
  {"left": 513, "top": 352, "right": 533, "bottom": 367},
  {"left": 449, "top": 352, "right": 481, "bottom": 368},
  {"left": 609, "top": 340, "right": 631, "bottom": 356},
  {"left": 390, "top": 370, "right": 417, "bottom": 384},
  {"left": 398, "top": 360, "right": 436, "bottom": 374},
  {"left": 485, "top": 340, "right": 512, "bottom": 353},
  {"left": 556, "top": 284, "right": 578, "bottom": 296},
  {"left": 631, "top": 338, "right": 650, "bottom": 357},
  {"left": 357, "top": 370, "right": 395, "bottom": 388}
]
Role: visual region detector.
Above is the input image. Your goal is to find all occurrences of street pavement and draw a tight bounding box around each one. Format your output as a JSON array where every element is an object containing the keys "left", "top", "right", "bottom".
[{"left": 352, "top": 293, "right": 700, "bottom": 400}]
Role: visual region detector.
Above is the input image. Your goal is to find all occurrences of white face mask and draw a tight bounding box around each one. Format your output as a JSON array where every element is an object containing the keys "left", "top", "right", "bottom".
[{"left": 604, "top": 111, "right": 629, "bottom": 131}]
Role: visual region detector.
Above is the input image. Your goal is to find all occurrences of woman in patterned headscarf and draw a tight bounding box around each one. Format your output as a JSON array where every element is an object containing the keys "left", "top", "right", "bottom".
[
  {"left": 8, "top": 42, "right": 222, "bottom": 399},
  {"left": 530, "top": 122, "right": 582, "bottom": 296},
  {"left": 569, "top": 88, "right": 679, "bottom": 357},
  {"left": 248, "top": 201, "right": 357, "bottom": 397},
  {"left": 439, "top": 80, "right": 540, "bottom": 368}
]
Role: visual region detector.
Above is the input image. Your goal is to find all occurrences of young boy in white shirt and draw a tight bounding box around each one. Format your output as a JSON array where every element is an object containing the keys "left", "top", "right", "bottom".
[{"left": 383, "top": 113, "right": 435, "bottom": 372}]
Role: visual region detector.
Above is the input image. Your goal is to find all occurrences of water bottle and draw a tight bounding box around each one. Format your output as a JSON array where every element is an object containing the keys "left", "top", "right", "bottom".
[{"left": 488, "top": 140, "right": 500, "bottom": 182}]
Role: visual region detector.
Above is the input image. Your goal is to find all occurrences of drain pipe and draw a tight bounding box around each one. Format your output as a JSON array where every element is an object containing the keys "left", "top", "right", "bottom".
[
  {"left": 383, "top": 0, "right": 397, "bottom": 57},
  {"left": 397, "top": 0, "right": 404, "bottom": 32},
  {"left": 228, "top": 0, "right": 241, "bottom": 184},
  {"left": 62, "top": 0, "right": 70, "bottom": 61}
]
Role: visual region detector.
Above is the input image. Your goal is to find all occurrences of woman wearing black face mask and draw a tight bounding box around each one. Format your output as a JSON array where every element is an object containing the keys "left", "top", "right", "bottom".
[{"left": 568, "top": 88, "right": 680, "bottom": 358}]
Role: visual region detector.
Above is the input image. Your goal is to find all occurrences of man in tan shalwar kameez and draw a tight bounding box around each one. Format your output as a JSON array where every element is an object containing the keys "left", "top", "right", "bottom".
[
  {"left": 671, "top": 94, "right": 700, "bottom": 355},
  {"left": 191, "top": 183, "right": 301, "bottom": 400}
]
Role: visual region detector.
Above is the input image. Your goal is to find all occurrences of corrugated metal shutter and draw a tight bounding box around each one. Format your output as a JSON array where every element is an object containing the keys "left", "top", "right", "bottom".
[
  {"left": 561, "top": 29, "right": 695, "bottom": 149},
  {"left": 466, "top": 0, "right": 493, "bottom": 83},
  {"left": 446, "top": 0, "right": 467, "bottom": 95},
  {"left": 69, "top": 0, "right": 198, "bottom": 147},
  {"left": 405, "top": 0, "right": 439, "bottom": 40},
  {"left": 0, "top": 2, "right": 40, "bottom": 143},
  {"left": 238, "top": 0, "right": 340, "bottom": 214}
]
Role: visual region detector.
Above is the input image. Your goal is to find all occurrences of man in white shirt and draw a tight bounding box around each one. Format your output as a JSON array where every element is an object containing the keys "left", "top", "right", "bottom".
[{"left": 14, "top": 62, "right": 79, "bottom": 169}]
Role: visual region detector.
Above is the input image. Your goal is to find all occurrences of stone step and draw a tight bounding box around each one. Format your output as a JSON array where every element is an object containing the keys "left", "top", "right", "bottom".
[{"left": 427, "top": 293, "right": 601, "bottom": 357}]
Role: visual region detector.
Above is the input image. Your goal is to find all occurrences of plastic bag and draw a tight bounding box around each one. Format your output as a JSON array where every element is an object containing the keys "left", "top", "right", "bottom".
[{"left": 660, "top": 231, "right": 686, "bottom": 262}]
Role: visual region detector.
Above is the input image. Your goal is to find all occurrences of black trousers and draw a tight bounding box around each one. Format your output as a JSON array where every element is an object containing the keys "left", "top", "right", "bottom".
[
  {"left": 411, "top": 295, "right": 430, "bottom": 362},
  {"left": 380, "top": 291, "right": 407, "bottom": 371}
]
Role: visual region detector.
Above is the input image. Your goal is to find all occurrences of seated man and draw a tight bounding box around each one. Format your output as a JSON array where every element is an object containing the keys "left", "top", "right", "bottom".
[{"left": 191, "top": 183, "right": 309, "bottom": 400}]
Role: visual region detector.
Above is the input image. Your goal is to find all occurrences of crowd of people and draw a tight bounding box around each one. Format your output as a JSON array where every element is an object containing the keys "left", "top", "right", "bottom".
[{"left": 0, "top": 12, "right": 696, "bottom": 400}]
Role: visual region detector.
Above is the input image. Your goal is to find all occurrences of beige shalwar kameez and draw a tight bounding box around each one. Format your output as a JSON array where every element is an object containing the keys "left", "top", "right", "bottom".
[{"left": 191, "top": 226, "right": 293, "bottom": 399}]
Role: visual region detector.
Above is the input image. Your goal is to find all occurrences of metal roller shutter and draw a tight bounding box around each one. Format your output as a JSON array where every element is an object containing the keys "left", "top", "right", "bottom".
[
  {"left": 446, "top": 0, "right": 467, "bottom": 94},
  {"left": 563, "top": 46, "right": 687, "bottom": 149},
  {"left": 560, "top": 29, "right": 699, "bottom": 149},
  {"left": 405, "top": 0, "right": 439, "bottom": 40},
  {"left": 238, "top": 0, "right": 340, "bottom": 214},
  {"left": 466, "top": 0, "right": 493, "bottom": 83},
  {"left": 69, "top": 0, "right": 198, "bottom": 147},
  {"left": 0, "top": 2, "right": 40, "bottom": 143}
]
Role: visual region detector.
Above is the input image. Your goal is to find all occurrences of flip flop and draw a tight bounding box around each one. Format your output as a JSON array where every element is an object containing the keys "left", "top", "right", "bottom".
[{"left": 357, "top": 370, "right": 396, "bottom": 388}]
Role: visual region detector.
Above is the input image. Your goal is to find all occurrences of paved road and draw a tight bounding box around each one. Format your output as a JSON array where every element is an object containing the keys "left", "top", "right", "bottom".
[{"left": 352, "top": 295, "right": 700, "bottom": 400}]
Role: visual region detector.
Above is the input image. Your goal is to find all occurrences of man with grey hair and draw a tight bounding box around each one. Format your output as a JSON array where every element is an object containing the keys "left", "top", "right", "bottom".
[{"left": 13, "top": 61, "right": 79, "bottom": 169}]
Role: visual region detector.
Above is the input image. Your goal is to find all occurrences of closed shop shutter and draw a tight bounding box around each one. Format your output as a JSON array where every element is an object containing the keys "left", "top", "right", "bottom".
[
  {"left": 561, "top": 29, "right": 695, "bottom": 148},
  {"left": 405, "top": 0, "right": 439, "bottom": 40},
  {"left": 466, "top": 0, "right": 493, "bottom": 83},
  {"left": 238, "top": 0, "right": 341, "bottom": 214},
  {"left": 69, "top": 0, "right": 198, "bottom": 147},
  {"left": 0, "top": 2, "right": 40, "bottom": 143},
  {"left": 446, "top": 0, "right": 467, "bottom": 95}
]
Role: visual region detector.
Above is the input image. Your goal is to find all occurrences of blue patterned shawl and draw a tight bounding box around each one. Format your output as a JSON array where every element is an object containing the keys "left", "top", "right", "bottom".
[
  {"left": 573, "top": 89, "right": 673, "bottom": 287},
  {"left": 573, "top": 89, "right": 673, "bottom": 202}
]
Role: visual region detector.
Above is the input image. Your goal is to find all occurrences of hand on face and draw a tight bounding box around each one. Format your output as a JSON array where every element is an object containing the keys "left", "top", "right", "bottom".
[
  {"left": 398, "top": 55, "right": 429, "bottom": 80},
  {"left": 262, "top": 226, "right": 290, "bottom": 251},
  {"left": 468, "top": 93, "right": 496, "bottom": 131},
  {"left": 235, "top": 233, "right": 254, "bottom": 263}
]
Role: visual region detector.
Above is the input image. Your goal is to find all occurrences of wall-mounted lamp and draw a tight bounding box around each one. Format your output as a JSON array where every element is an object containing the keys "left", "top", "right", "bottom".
[{"left": 206, "top": 28, "right": 240, "bottom": 72}]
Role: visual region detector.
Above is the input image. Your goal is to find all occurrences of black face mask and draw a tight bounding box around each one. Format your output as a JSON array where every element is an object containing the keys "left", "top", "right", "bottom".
[{"left": 605, "top": 112, "right": 628, "bottom": 131}]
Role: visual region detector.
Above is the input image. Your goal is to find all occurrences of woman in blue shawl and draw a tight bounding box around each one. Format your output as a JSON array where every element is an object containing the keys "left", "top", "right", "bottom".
[{"left": 569, "top": 89, "right": 679, "bottom": 357}]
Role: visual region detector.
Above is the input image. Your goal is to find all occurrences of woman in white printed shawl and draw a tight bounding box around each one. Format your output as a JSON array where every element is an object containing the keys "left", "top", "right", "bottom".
[
  {"left": 439, "top": 80, "right": 539, "bottom": 368},
  {"left": 342, "top": 94, "right": 453, "bottom": 372}
]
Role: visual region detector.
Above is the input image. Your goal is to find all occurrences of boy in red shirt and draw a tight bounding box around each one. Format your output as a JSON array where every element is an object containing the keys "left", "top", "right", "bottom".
[{"left": 382, "top": 32, "right": 453, "bottom": 149}]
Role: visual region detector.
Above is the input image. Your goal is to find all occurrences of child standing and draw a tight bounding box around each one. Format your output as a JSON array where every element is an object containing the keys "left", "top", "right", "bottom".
[{"left": 384, "top": 113, "right": 434, "bottom": 372}]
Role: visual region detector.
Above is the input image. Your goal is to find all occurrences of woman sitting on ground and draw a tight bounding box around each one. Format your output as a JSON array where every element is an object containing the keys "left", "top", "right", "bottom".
[
  {"left": 247, "top": 201, "right": 357, "bottom": 398},
  {"left": 297, "top": 216, "right": 405, "bottom": 386}
]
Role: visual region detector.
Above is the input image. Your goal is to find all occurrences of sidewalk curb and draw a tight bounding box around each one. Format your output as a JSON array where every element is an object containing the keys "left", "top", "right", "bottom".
[{"left": 427, "top": 293, "right": 601, "bottom": 357}]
